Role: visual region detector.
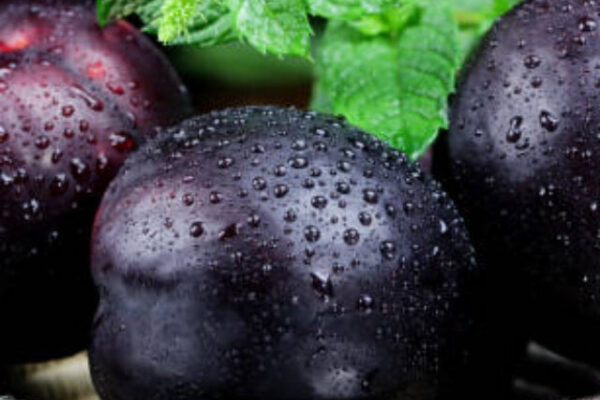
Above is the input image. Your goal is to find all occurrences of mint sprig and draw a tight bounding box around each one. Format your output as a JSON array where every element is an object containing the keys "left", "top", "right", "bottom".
[
  {"left": 314, "top": 1, "right": 458, "bottom": 159},
  {"left": 97, "top": 0, "right": 401, "bottom": 53},
  {"left": 97, "top": 0, "right": 521, "bottom": 159},
  {"left": 229, "top": 0, "right": 313, "bottom": 57},
  {"left": 308, "top": 0, "right": 401, "bottom": 21}
]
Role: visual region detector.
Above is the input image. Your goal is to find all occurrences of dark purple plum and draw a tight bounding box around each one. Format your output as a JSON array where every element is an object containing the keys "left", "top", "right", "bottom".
[
  {"left": 90, "top": 106, "right": 480, "bottom": 400},
  {"left": 434, "top": 0, "right": 600, "bottom": 365},
  {"left": 0, "top": 0, "right": 191, "bottom": 362},
  {"left": 0, "top": 0, "right": 191, "bottom": 129}
]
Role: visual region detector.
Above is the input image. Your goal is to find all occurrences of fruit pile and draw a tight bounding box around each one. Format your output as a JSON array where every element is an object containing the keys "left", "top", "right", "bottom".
[{"left": 3, "top": 0, "right": 600, "bottom": 400}]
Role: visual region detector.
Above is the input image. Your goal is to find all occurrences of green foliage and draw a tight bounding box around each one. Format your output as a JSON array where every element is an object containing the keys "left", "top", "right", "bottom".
[
  {"left": 307, "top": 0, "right": 401, "bottom": 21},
  {"left": 97, "top": 0, "right": 407, "bottom": 54},
  {"left": 228, "top": 0, "right": 312, "bottom": 57},
  {"left": 170, "top": 42, "right": 313, "bottom": 86},
  {"left": 97, "top": 0, "right": 149, "bottom": 25},
  {"left": 314, "top": 2, "right": 458, "bottom": 159},
  {"left": 97, "top": 0, "right": 521, "bottom": 158},
  {"left": 156, "top": 0, "right": 199, "bottom": 42}
]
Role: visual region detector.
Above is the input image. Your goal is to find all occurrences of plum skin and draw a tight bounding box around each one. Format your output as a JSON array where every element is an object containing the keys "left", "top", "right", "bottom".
[
  {"left": 434, "top": 0, "right": 600, "bottom": 364},
  {"left": 0, "top": 0, "right": 191, "bottom": 362},
  {"left": 90, "top": 106, "right": 479, "bottom": 400}
]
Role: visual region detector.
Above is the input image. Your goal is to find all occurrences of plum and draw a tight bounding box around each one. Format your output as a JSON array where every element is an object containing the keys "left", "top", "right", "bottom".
[
  {"left": 0, "top": 0, "right": 191, "bottom": 362},
  {"left": 90, "top": 106, "right": 480, "bottom": 400},
  {"left": 0, "top": 0, "right": 191, "bottom": 129},
  {"left": 434, "top": 0, "right": 600, "bottom": 365}
]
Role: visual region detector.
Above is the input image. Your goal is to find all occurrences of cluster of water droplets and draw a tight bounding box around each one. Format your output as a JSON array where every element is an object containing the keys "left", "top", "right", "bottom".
[
  {"left": 440, "top": 0, "right": 600, "bottom": 362},
  {"left": 92, "top": 106, "right": 478, "bottom": 400}
]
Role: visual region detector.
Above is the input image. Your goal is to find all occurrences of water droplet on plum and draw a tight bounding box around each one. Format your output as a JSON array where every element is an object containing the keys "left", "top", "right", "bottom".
[{"left": 189, "top": 222, "right": 204, "bottom": 237}]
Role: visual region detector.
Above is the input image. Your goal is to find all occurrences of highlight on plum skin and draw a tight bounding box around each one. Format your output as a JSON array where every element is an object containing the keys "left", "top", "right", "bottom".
[
  {"left": 0, "top": 32, "right": 33, "bottom": 52},
  {"left": 90, "top": 106, "right": 480, "bottom": 400},
  {"left": 0, "top": 0, "right": 192, "bottom": 362}
]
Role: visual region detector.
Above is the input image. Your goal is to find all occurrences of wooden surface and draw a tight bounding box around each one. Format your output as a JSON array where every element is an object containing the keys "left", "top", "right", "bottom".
[{"left": 4, "top": 353, "right": 98, "bottom": 400}]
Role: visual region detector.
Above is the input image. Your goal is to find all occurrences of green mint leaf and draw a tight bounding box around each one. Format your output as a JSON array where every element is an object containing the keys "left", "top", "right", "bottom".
[
  {"left": 98, "top": 0, "right": 312, "bottom": 57},
  {"left": 156, "top": 0, "right": 199, "bottom": 42},
  {"left": 96, "top": 0, "right": 109, "bottom": 26},
  {"left": 493, "top": 0, "right": 521, "bottom": 14},
  {"left": 96, "top": 0, "right": 155, "bottom": 25},
  {"left": 313, "top": 2, "right": 459, "bottom": 159},
  {"left": 134, "top": 0, "right": 165, "bottom": 23},
  {"left": 97, "top": 0, "right": 234, "bottom": 48},
  {"left": 228, "top": 0, "right": 312, "bottom": 58},
  {"left": 347, "top": 3, "right": 419, "bottom": 36},
  {"left": 152, "top": 1, "right": 236, "bottom": 47},
  {"left": 308, "top": 0, "right": 402, "bottom": 21}
]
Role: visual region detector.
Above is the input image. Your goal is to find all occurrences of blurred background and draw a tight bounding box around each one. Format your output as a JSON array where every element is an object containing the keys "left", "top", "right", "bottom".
[{"left": 168, "top": 42, "right": 313, "bottom": 113}]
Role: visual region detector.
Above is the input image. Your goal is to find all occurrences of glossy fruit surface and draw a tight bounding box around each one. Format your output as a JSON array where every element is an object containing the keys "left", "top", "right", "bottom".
[
  {"left": 0, "top": 0, "right": 191, "bottom": 362},
  {"left": 91, "top": 106, "right": 478, "bottom": 400},
  {"left": 435, "top": 0, "right": 600, "bottom": 364}
]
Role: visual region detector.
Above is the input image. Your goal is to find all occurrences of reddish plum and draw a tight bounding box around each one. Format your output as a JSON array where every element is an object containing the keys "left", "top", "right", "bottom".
[{"left": 0, "top": 0, "right": 191, "bottom": 362}]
